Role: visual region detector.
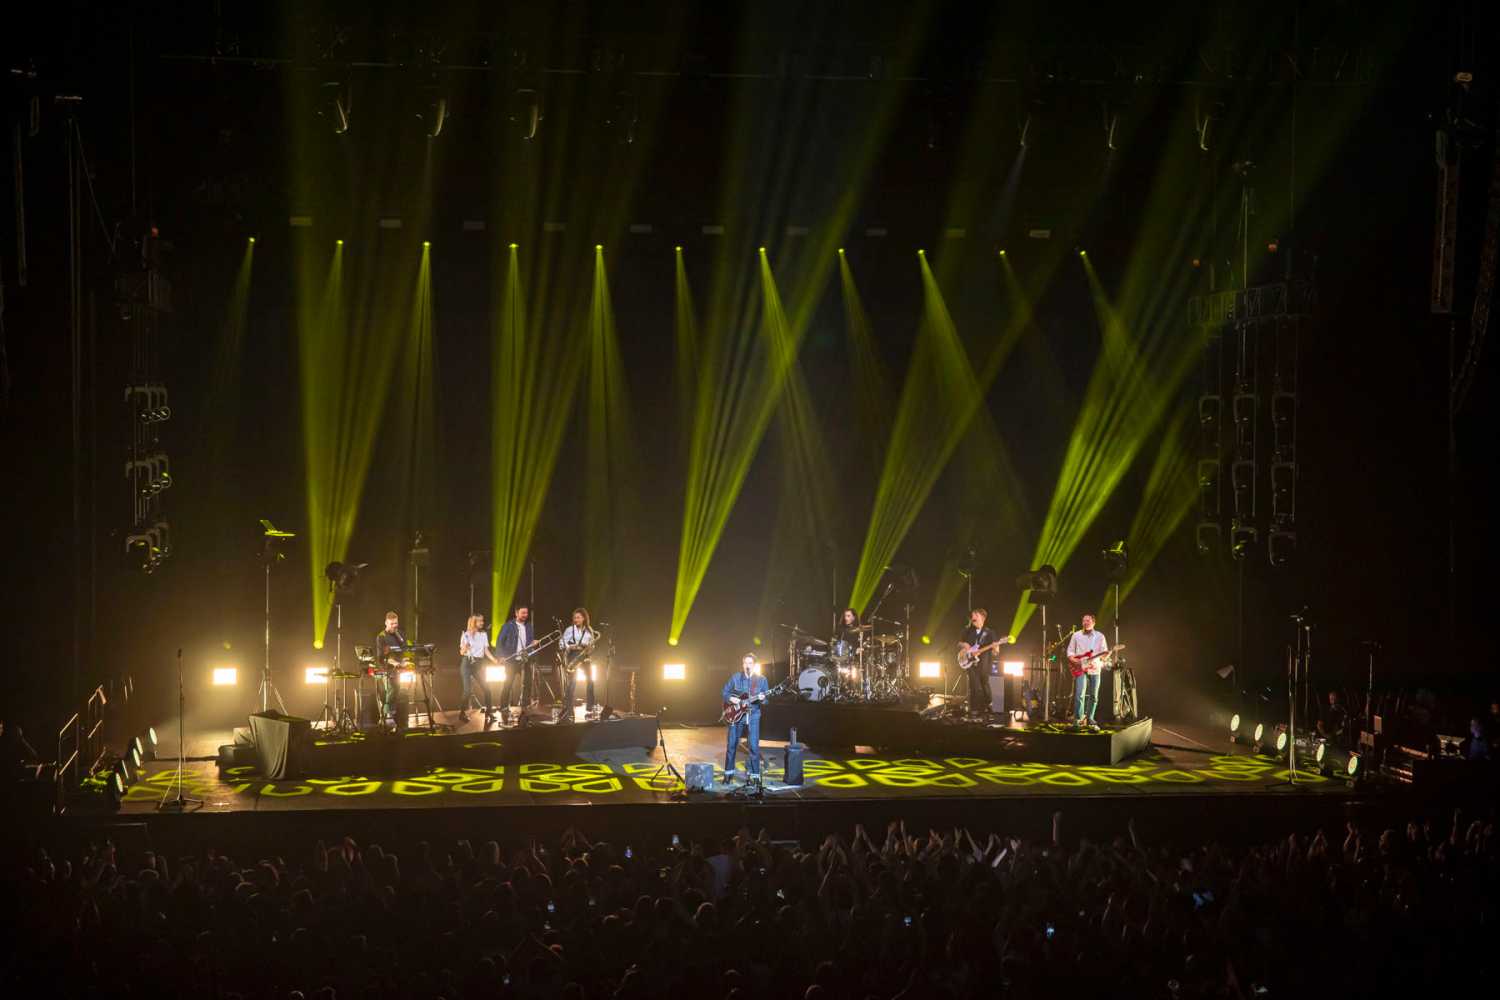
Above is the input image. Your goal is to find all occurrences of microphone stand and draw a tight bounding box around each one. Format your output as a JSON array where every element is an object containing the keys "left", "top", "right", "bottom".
[
  {"left": 158, "top": 649, "right": 202, "bottom": 812},
  {"left": 647, "top": 707, "right": 684, "bottom": 795}
]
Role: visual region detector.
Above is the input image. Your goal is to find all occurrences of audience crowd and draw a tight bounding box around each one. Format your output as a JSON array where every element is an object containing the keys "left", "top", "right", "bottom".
[{"left": 4, "top": 805, "right": 1496, "bottom": 999}]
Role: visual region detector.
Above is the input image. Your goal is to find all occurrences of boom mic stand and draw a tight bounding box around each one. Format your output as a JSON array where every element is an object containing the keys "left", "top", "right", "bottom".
[{"left": 258, "top": 523, "right": 293, "bottom": 714}]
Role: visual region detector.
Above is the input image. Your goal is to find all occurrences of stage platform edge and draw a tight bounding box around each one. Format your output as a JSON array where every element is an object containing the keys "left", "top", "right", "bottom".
[{"left": 760, "top": 701, "right": 1153, "bottom": 766}]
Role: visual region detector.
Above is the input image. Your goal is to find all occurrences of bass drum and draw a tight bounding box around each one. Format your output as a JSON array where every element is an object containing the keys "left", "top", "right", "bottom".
[{"left": 797, "top": 664, "right": 835, "bottom": 701}]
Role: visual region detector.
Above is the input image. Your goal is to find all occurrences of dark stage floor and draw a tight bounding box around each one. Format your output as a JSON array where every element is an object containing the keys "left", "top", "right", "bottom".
[{"left": 114, "top": 711, "right": 1344, "bottom": 815}]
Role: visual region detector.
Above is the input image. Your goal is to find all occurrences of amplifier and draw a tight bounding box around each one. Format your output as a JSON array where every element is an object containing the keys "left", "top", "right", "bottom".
[{"left": 684, "top": 761, "right": 715, "bottom": 792}]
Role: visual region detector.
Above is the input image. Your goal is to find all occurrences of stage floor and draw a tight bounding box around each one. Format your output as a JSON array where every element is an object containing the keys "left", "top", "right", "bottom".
[{"left": 113, "top": 713, "right": 1347, "bottom": 815}]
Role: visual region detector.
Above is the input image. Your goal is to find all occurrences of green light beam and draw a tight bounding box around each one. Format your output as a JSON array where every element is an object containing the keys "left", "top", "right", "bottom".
[
  {"left": 583, "top": 247, "right": 637, "bottom": 608},
  {"left": 490, "top": 246, "right": 589, "bottom": 626}
]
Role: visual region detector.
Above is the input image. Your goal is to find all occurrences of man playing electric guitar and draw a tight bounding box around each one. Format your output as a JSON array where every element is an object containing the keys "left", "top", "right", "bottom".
[
  {"left": 721, "top": 653, "right": 769, "bottom": 783},
  {"left": 957, "top": 609, "right": 1016, "bottom": 720},
  {"left": 1065, "top": 613, "right": 1114, "bottom": 731}
]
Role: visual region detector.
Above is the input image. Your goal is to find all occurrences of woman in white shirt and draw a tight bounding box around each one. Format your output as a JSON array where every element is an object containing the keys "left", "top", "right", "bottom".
[{"left": 458, "top": 614, "right": 500, "bottom": 725}]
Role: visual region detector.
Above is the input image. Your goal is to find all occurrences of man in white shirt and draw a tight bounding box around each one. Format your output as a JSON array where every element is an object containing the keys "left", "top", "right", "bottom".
[{"left": 1065, "top": 613, "right": 1110, "bottom": 731}]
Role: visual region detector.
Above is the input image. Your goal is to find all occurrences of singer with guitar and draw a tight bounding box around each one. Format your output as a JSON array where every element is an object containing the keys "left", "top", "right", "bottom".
[
  {"left": 957, "top": 609, "right": 1016, "bottom": 719},
  {"left": 721, "top": 653, "right": 769, "bottom": 783},
  {"left": 1065, "top": 613, "right": 1114, "bottom": 731}
]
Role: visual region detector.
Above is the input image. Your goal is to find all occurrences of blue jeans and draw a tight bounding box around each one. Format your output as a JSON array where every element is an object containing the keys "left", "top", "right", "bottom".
[
  {"left": 459, "top": 657, "right": 492, "bottom": 713},
  {"left": 725, "top": 712, "right": 761, "bottom": 777},
  {"left": 1074, "top": 672, "right": 1100, "bottom": 725}
]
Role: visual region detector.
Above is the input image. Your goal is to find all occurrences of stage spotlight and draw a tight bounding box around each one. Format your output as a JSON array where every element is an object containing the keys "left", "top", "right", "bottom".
[
  {"left": 398, "top": 670, "right": 415, "bottom": 686},
  {"left": 1015, "top": 565, "right": 1059, "bottom": 604},
  {"left": 837, "top": 247, "right": 845, "bottom": 255},
  {"left": 1274, "top": 725, "right": 1290, "bottom": 755},
  {"left": 751, "top": 662, "right": 763, "bottom": 676},
  {"left": 305, "top": 666, "right": 329, "bottom": 685},
  {"left": 918, "top": 660, "right": 942, "bottom": 679},
  {"left": 248, "top": 236, "right": 256, "bottom": 245},
  {"left": 1195, "top": 522, "right": 1221, "bottom": 556},
  {"left": 509, "top": 242, "right": 519, "bottom": 250},
  {"left": 318, "top": 79, "right": 351, "bottom": 135},
  {"left": 998, "top": 249, "right": 1007, "bottom": 256},
  {"left": 135, "top": 727, "right": 158, "bottom": 761},
  {"left": 324, "top": 561, "right": 367, "bottom": 593},
  {"left": 662, "top": 663, "right": 686, "bottom": 681},
  {"left": 1229, "top": 713, "right": 1242, "bottom": 741},
  {"left": 116, "top": 757, "right": 134, "bottom": 788},
  {"left": 1102, "top": 540, "right": 1128, "bottom": 582},
  {"left": 667, "top": 637, "right": 679, "bottom": 647},
  {"left": 1230, "top": 523, "right": 1256, "bottom": 560},
  {"left": 1346, "top": 752, "right": 1363, "bottom": 779},
  {"left": 104, "top": 770, "right": 125, "bottom": 810},
  {"left": 336, "top": 239, "right": 344, "bottom": 246},
  {"left": 1002, "top": 660, "right": 1024, "bottom": 677},
  {"left": 212, "top": 667, "right": 238, "bottom": 687},
  {"left": 423, "top": 240, "right": 431, "bottom": 248},
  {"left": 485, "top": 665, "right": 507, "bottom": 684}
]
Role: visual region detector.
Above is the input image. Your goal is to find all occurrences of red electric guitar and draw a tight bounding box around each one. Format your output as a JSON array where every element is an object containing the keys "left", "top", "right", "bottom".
[
  {"left": 1069, "top": 643, "right": 1125, "bottom": 677},
  {"left": 721, "top": 690, "right": 769, "bottom": 725}
]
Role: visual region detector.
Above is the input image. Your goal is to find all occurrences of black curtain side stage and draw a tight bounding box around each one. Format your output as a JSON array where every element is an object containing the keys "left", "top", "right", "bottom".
[{"left": 761, "top": 702, "right": 1154, "bottom": 766}]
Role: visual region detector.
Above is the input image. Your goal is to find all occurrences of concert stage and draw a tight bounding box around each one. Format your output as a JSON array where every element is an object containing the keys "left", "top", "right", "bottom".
[
  {"left": 66, "top": 711, "right": 1415, "bottom": 861},
  {"left": 760, "top": 701, "right": 1154, "bottom": 765}
]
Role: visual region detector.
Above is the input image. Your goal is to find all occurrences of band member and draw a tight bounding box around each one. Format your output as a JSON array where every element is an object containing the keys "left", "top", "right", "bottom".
[
  {"left": 558, "top": 608, "right": 598, "bottom": 724},
  {"left": 375, "top": 611, "right": 406, "bottom": 729},
  {"left": 496, "top": 606, "right": 535, "bottom": 723},
  {"left": 1316, "top": 690, "right": 1349, "bottom": 748},
  {"left": 722, "top": 653, "right": 769, "bottom": 782},
  {"left": 1066, "top": 613, "right": 1109, "bottom": 731},
  {"left": 836, "top": 608, "right": 863, "bottom": 645},
  {"left": 458, "top": 614, "right": 499, "bottom": 726},
  {"left": 957, "top": 608, "right": 999, "bottom": 719}
]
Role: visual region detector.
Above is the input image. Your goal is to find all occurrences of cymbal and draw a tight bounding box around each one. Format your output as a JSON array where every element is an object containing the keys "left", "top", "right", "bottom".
[
  {"left": 874, "top": 634, "right": 901, "bottom": 646},
  {"left": 800, "top": 637, "right": 829, "bottom": 647}
]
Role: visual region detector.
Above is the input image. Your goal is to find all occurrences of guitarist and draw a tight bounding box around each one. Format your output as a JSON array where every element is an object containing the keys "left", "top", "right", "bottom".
[
  {"left": 558, "top": 608, "right": 597, "bottom": 724},
  {"left": 1065, "top": 613, "right": 1110, "bottom": 731},
  {"left": 958, "top": 608, "right": 1011, "bottom": 719},
  {"left": 721, "top": 653, "right": 769, "bottom": 783}
]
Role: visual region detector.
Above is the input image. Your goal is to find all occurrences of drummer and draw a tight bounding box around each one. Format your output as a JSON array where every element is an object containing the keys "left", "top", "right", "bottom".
[{"left": 833, "top": 608, "right": 866, "bottom": 658}]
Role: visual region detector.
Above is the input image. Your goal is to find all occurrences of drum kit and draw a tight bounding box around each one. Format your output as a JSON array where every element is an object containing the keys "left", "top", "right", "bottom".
[{"left": 782, "top": 623, "right": 912, "bottom": 704}]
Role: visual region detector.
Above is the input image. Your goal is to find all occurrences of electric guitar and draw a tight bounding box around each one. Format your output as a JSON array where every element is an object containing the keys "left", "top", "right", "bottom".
[
  {"left": 720, "top": 690, "right": 768, "bottom": 724},
  {"left": 1069, "top": 643, "right": 1125, "bottom": 677},
  {"left": 956, "top": 635, "right": 1017, "bottom": 671}
]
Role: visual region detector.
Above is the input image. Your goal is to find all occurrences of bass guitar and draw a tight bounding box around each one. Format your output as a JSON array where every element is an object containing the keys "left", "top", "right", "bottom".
[
  {"left": 1069, "top": 643, "right": 1124, "bottom": 677},
  {"left": 956, "top": 635, "right": 1017, "bottom": 671},
  {"left": 720, "top": 690, "right": 769, "bottom": 725}
]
